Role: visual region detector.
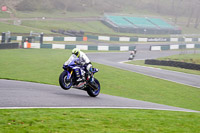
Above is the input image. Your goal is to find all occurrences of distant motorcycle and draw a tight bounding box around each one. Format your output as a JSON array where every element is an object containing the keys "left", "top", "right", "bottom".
[{"left": 59, "top": 54, "right": 100, "bottom": 97}]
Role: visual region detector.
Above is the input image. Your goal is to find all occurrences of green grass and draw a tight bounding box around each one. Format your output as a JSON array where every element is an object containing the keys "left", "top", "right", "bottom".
[
  {"left": 13, "top": 11, "right": 200, "bottom": 36},
  {"left": 22, "top": 20, "right": 163, "bottom": 37},
  {"left": 159, "top": 54, "right": 200, "bottom": 64},
  {"left": 0, "top": 12, "right": 10, "bottom": 18},
  {"left": 0, "top": 49, "right": 200, "bottom": 133},
  {"left": 0, "top": 49, "right": 200, "bottom": 111},
  {"left": 0, "top": 109, "right": 200, "bottom": 133},
  {"left": 15, "top": 10, "right": 101, "bottom": 18},
  {"left": 22, "top": 20, "right": 116, "bottom": 35},
  {"left": 127, "top": 54, "right": 200, "bottom": 75},
  {"left": 0, "top": 21, "right": 52, "bottom": 34},
  {"left": 16, "top": 19, "right": 200, "bottom": 37}
]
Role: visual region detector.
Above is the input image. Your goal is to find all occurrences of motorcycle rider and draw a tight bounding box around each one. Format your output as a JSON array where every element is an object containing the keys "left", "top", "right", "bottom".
[{"left": 71, "top": 48, "right": 96, "bottom": 87}]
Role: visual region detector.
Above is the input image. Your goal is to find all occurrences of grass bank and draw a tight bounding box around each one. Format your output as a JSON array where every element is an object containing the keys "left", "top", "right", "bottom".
[
  {"left": 159, "top": 54, "right": 200, "bottom": 64},
  {"left": 22, "top": 20, "right": 117, "bottom": 36},
  {"left": 21, "top": 20, "right": 170, "bottom": 37},
  {"left": 0, "top": 109, "right": 200, "bottom": 133},
  {"left": 0, "top": 49, "right": 200, "bottom": 111},
  {"left": 15, "top": 11, "right": 100, "bottom": 18},
  {"left": 0, "top": 21, "right": 52, "bottom": 34}
]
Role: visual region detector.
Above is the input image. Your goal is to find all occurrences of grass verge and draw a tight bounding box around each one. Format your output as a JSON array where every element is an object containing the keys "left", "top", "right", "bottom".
[
  {"left": 15, "top": 11, "right": 100, "bottom": 18},
  {"left": 0, "top": 21, "right": 52, "bottom": 34},
  {"left": 158, "top": 54, "right": 200, "bottom": 64},
  {"left": 0, "top": 109, "right": 200, "bottom": 133},
  {"left": 21, "top": 21, "right": 113, "bottom": 35},
  {"left": 0, "top": 49, "right": 200, "bottom": 111}
]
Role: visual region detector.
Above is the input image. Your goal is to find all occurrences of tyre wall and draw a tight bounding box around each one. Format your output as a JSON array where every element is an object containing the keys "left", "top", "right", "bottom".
[
  {"left": 145, "top": 59, "right": 200, "bottom": 70},
  {"left": 0, "top": 43, "right": 19, "bottom": 49}
]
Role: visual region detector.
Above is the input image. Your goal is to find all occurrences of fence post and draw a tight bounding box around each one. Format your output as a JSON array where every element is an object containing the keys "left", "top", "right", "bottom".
[
  {"left": 40, "top": 33, "right": 43, "bottom": 44},
  {"left": 1, "top": 32, "right": 5, "bottom": 43}
]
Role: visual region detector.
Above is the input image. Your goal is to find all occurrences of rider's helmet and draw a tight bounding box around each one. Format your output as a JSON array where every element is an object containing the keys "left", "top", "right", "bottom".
[{"left": 72, "top": 48, "right": 80, "bottom": 57}]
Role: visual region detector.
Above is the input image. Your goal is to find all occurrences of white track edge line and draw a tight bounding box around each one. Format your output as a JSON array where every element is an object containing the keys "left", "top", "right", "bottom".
[
  {"left": 0, "top": 107, "right": 199, "bottom": 113},
  {"left": 118, "top": 61, "right": 200, "bottom": 89}
]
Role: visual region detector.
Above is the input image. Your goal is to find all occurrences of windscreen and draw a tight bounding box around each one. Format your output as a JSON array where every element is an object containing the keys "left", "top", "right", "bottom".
[{"left": 64, "top": 54, "right": 78, "bottom": 65}]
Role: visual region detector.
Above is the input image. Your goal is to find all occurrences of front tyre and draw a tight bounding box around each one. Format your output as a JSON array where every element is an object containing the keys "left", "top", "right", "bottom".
[
  {"left": 87, "top": 78, "right": 100, "bottom": 97},
  {"left": 59, "top": 71, "right": 72, "bottom": 90}
]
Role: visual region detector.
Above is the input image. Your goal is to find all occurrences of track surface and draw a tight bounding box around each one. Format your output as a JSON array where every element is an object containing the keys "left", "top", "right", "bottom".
[
  {"left": 0, "top": 50, "right": 199, "bottom": 112},
  {"left": 0, "top": 79, "right": 198, "bottom": 112}
]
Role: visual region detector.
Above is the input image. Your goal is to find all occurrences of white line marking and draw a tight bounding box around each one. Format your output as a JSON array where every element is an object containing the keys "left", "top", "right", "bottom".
[
  {"left": 119, "top": 60, "right": 162, "bottom": 70},
  {"left": 117, "top": 61, "right": 200, "bottom": 89},
  {"left": 0, "top": 107, "right": 198, "bottom": 113},
  {"left": 120, "top": 60, "right": 200, "bottom": 76}
]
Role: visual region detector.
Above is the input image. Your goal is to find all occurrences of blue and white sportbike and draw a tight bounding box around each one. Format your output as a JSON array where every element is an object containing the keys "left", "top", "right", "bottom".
[{"left": 59, "top": 54, "right": 100, "bottom": 97}]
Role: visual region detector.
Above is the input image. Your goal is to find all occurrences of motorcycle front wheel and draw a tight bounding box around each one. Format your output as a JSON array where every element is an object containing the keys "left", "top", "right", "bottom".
[
  {"left": 59, "top": 71, "right": 72, "bottom": 90},
  {"left": 86, "top": 78, "right": 100, "bottom": 97}
]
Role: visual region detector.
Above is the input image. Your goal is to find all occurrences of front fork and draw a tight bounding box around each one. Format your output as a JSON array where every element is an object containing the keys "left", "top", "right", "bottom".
[
  {"left": 67, "top": 70, "right": 73, "bottom": 80},
  {"left": 90, "top": 73, "right": 94, "bottom": 82},
  {"left": 87, "top": 72, "right": 94, "bottom": 82}
]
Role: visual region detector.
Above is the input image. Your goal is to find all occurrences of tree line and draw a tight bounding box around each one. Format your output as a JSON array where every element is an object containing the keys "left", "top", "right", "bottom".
[{"left": 1, "top": 0, "right": 200, "bottom": 28}]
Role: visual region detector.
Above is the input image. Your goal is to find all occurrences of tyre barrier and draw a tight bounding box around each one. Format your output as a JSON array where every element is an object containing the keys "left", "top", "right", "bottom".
[
  {"left": 0, "top": 43, "right": 19, "bottom": 49},
  {"left": 145, "top": 59, "right": 200, "bottom": 71}
]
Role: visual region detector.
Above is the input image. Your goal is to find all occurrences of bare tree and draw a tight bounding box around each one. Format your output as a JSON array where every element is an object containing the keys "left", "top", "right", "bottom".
[
  {"left": 194, "top": 0, "right": 200, "bottom": 28},
  {"left": 171, "top": 0, "right": 175, "bottom": 14},
  {"left": 172, "top": 0, "right": 184, "bottom": 24},
  {"left": 186, "top": 1, "right": 195, "bottom": 27},
  {"left": 154, "top": 0, "right": 160, "bottom": 13}
]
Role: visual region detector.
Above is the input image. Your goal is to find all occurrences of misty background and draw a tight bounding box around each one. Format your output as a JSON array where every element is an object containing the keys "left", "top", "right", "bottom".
[
  {"left": 1, "top": 0, "right": 200, "bottom": 22},
  {"left": 1, "top": 0, "right": 200, "bottom": 34}
]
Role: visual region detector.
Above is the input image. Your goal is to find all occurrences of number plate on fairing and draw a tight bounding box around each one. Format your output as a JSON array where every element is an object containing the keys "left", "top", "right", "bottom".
[{"left": 73, "top": 67, "right": 81, "bottom": 78}]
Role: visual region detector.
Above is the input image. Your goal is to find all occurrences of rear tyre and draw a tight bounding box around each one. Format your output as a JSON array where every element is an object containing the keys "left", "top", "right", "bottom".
[
  {"left": 59, "top": 71, "right": 72, "bottom": 90},
  {"left": 86, "top": 78, "right": 100, "bottom": 97}
]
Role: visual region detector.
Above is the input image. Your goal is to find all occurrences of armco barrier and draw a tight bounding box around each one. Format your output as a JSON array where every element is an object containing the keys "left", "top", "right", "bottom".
[
  {"left": 2, "top": 35, "right": 200, "bottom": 43},
  {"left": 86, "top": 36, "right": 200, "bottom": 42},
  {"left": 145, "top": 59, "right": 200, "bottom": 70},
  {"left": 0, "top": 43, "right": 19, "bottom": 49},
  {"left": 22, "top": 43, "right": 136, "bottom": 51},
  {"left": 150, "top": 44, "right": 200, "bottom": 51}
]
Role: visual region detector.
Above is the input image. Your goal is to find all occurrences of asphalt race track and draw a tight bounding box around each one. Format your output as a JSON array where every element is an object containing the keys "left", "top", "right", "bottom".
[
  {"left": 0, "top": 50, "right": 199, "bottom": 112},
  {"left": 0, "top": 79, "right": 198, "bottom": 112}
]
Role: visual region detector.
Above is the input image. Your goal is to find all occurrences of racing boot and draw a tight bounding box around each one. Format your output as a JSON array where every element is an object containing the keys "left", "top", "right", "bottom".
[{"left": 77, "top": 78, "right": 82, "bottom": 82}]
